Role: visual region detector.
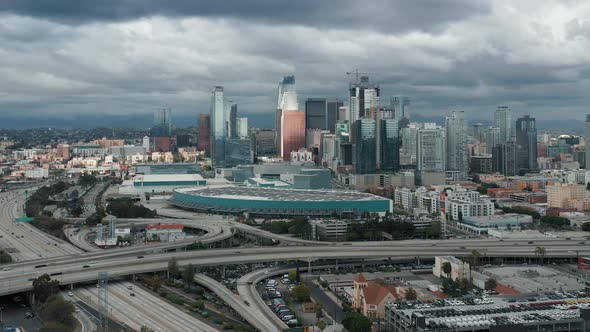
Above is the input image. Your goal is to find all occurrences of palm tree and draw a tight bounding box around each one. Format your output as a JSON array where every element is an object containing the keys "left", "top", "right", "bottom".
[
  {"left": 469, "top": 249, "right": 481, "bottom": 268},
  {"left": 441, "top": 262, "right": 452, "bottom": 278},
  {"left": 534, "top": 246, "right": 546, "bottom": 265}
]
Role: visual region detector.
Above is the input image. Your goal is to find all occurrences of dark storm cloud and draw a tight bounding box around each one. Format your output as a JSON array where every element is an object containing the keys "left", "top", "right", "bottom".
[{"left": 0, "top": 0, "right": 489, "bottom": 32}]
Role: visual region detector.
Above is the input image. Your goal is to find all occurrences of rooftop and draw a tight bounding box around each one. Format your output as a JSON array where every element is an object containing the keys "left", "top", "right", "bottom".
[
  {"left": 134, "top": 174, "right": 204, "bottom": 182},
  {"left": 388, "top": 291, "right": 590, "bottom": 330},
  {"left": 176, "top": 185, "right": 388, "bottom": 202}
]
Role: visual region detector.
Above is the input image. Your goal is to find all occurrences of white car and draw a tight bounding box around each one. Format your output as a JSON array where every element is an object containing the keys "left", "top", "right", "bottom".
[{"left": 68, "top": 292, "right": 74, "bottom": 296}]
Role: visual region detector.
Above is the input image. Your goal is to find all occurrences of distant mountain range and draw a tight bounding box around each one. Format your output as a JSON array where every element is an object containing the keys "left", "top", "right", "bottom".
[{"left": 0, "top": 112, "right": 583, "bottom": 133}]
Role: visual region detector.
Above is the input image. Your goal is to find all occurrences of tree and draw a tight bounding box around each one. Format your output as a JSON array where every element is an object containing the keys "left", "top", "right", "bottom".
[
  {"left": 32, "top": 274, "right": 60, "bottom": 303},
  {"left": 582, "top": 222, "right": 590, "bottom": 232},
  {"left": 41, "top": 295, "right": 75, "bottom": 327},
  {"left": 182, "top": 264, "right": 195, "bottom": 286},
  {"left": 317, "top": 320, "right": 327, "bottom": 331},
  {"left": 441, "top": 262, "right": 452, "bottom": 278},
  {"left": 291, "top": 284, "right": 311, "bottom": 302},
  {"left": 0, "top": 249, "right": 12, "bottom": 264},
  {"left": 342, "top": 311, "right": 372, "bottom": 332},
  {"left": 484, "top": 278, "right": 497, "bottom": 291},
  {"left": 314, "top": 302, "right": 324, "bottom": 319},
  {"left": 469, "top": 249, "right": 481, "bottom": 267},
  {"left": 288, "top": 269, "right": 297, "bottom": 282},
  {"left": 404, "top": 288, "right": 418, "bottom": 300},
  {"left": 168, "top": 257, "right": 180, "bottom": 279},
  {"left": 144, "top": 275, "right": 162, "bottom": 292},
  {"left": 534, "top": 246, "right": 546, "bottom": 264}
]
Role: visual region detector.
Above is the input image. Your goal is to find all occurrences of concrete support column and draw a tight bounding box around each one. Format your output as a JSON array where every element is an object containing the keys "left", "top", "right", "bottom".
[
  {"left": 335, "top": 259, "right": 339, "bottom": 271},
  {"left": 221, "top": 265, "right": 226, "bottom": 278}
]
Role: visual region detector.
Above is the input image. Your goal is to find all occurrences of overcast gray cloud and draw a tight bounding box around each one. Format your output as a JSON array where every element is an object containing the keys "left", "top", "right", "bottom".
[{"left": 0, "top": 0, "right": 589, "bottom": 127}]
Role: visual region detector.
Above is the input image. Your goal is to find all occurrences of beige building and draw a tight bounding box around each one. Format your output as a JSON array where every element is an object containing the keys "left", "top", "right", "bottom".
[
  {"left": 547, "top": 183, "right": 586, "bottom": 208},
  {"left": 433, "top": 256, "right": 470, "bottom": 281},
  {"left": 352, "top": 273, "right": 399, "bottom": 319}
]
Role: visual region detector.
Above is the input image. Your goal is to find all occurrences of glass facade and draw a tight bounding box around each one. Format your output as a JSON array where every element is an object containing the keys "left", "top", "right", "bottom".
[
  {"left": 380, "top": 118, "right": 400, "bottom": 172},
  {"left": 516, "top": 115, "right": 538, "bottom": 173},
  {"left": 354, "top": 118, "right": 377, "bottom": 174}
]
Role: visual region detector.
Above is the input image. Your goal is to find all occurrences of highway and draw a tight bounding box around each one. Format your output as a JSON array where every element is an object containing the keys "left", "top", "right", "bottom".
[
  {"left": 0, "top": 189, "right": 81, "bottom": 261},
  {"left": 0, "top": 241, "right": 587, "bottom": 296},
  {"left": 193, "top": 273, "right": 275, "bottom": 332},
  {"left": 237, "top": 268, "right": 289, "bottom": 331},
  {"left": 74, "top": 281, "right": 216, "bottom": 332}
]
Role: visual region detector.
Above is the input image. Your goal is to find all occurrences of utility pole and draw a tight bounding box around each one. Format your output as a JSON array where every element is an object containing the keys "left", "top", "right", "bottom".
[{"left": 98, "top": 272, "right": 109, "bottom": 332}]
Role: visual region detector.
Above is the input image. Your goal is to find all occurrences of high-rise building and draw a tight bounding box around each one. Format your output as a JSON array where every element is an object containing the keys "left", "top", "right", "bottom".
[
  {"left": 375, "top": 107, "right": 395, "bottom": 169},
  {"left": 380, "top": 118, "right": 400, "bottom": 172},
  {"left": 494, "top": 106, "right": 512, "bottom": 144},
  {"left": 277, "top": 76, "right": 305, "bottom": 160},
  {"left": 485, "top": 127, "right": 500, "bottom": 154},
  {"left": 252, "top": 128, "right": 276, "bottom": 157},
  {"left": 210, "top": 86, "right": 226, "bottom": 167},
  {"left": 321, "top": 134, "right": 338, "bottom": 166},
  {"left": 57, "top": 144, "right": 70, "bottom": 159},
  {"left": 354, "top": 118, "right": 377, "bottom": 174},
  {"left": 237, "top": 117, "right": 248, "bottom": 139},
  {"left": 152, "top": 108, "right": 172, "bottom": 137},
  {"left": 445, "top": 111, "right": 469, "bottom": 179},
  {"left": 391, "top": 96, "right": 411, "bottom": 120},
  {"left": 142, "top": 136, "right": 150, "bottom": 151},
  {"left": 305, "top": 98, "right": 327, "bottom": 131},
  {"left": 417, "top": 125, "right": 445, "bottom": 173},
  {"left": 281, "top": 110, "right": 306, "bottom": 161},
  {"left": 349, "top": 76, "right": 379, "bottom": 142},
  {"left": 473, "top": 123, "right": 485, "bottom": 143},
  {"left": 400, "top": 124, "right": 419, "bottom": 166},
  {"left": 224, "top": 138, "right": 253, "bottom": 167},
  {"left": 176, "top": 134, "right": 192, "bottom": 147},
  {"left": 197, "top": 114, "right": 211, "bottom": 156},
  {"left": 327, "top": 100, "right": 343, "bottom": 133},
  {"left": 516, "top": 115, "right": 538, "bottom": 173},
  {"left": 585, "top": 114, "right": 590, "bottom": 169},
  {"left": 492, "top": 136, "right": 518, "bottom": 176},
  {"left": 229, "top": 103, "right": 238, "bottom": 139},
  {"left": 153, "top": 137, "right": 171, "bottom": 152}
]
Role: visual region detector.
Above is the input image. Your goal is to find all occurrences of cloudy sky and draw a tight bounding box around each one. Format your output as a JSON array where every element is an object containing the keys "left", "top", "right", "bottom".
[{"left": 1, "top": 0, "right": 589, "bottom": 128}]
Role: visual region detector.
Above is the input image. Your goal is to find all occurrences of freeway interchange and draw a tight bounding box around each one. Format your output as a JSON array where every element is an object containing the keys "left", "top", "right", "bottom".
[{"left": 1, "top": 187, "right": 589, "bottom": 332}]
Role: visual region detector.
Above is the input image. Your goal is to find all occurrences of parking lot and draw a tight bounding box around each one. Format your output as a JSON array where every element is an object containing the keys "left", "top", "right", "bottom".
[{"left": 0, "top": 294, "right": 42, "bottom": 331}]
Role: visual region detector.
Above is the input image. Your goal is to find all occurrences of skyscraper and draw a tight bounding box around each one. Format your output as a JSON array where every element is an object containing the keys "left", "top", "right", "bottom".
[
  {"left": 229, "top": 103, "right": 238, "bottom": 139},
  {"left": 380, "top": 118, "right": 400, "bottom": 172},
  {"left": 152, "top": 108, "right": 172, "bottom": 137},
  {"left": 445, "top": 111, "right": 469, "bottom": 179},
  {"left": 391, "top": 96, "right": 411, "bottom": 120},
  {"left": 494, "top": 106, "right": 512, "bottom": 144},
  {"left": 349, "top": 76, "right": 379, "bottom": 142},
  {"left": 237, "top": 117, "right": 248, "bottom": 139},
  {"left": 516, "top": 115, "right": 538, "bottom": 173},
  {"left": 585, "top": 114, "right": 590, "bottom": 169},
  {"left": 277, "top": 76, "right": 305, "bottom": 160},
  {"left": 326, "top": 100, "right": 343, "bottom": 133},
  {"left": 485, "top": 127, "right": 500, "bottom": 154},
  {"left": 354, "top": 117, "right": 377, "bottom": 174},
  {"left": 417, "top": 125, "right": 445, "bottom": 172},
  {"left": 281, "top": 111, "right": 306, "bottom": 161},
  {"left": 197, "top": 114, "right": 211, "bottom": 156},
  {"left": 276, "top": 76, "right": 296, "bottom": 157},
  {"left": 210, "top": 86, "right": 226, "bottom": 167},
  {"left": 473, "top": 123, "right": 485, "bottom": 143},
  {"left": 305, "top": 98, "right": 327, "bottom": 130}
]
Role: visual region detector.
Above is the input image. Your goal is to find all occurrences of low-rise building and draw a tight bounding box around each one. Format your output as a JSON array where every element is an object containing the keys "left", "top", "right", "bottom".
[
  {"left": 309, "top": 219, "right": 349, "bottom": 241},
  {"left": 352, "top": 273, "right": 399, "bottom": 319},
  {"left": 146, "top": 224, "right": 185, "bottom": 242},
  {"left": 458, "top": 214, "right": 533, "bottom": 235},
  {"left": 385, "top": 295, "right": 590, "bottom": 332},
  {"left": 433, "top": 256, "right": 470, "bottom": 281}
]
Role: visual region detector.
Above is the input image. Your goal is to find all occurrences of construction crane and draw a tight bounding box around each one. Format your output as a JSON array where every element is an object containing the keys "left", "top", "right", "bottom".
[
  {"left": 15, "top": 190, "right": 33, "bottom": 222},
  {"left": 346, "top": 69, "right": 377, "bottom": 85}
]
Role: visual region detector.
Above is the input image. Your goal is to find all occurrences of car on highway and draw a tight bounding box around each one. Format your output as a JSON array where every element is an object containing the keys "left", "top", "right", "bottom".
[
  {"left": 83, "top": 265, "right": 90, "bottom": 268},
  {"left": 25, "top": 312, "right": 34, "bottom": 318},
  {"left": 2, "top": 267, "right": 11, "bottom": 271},
  {"left": 68, "top": 291, "right": 74, "bottom": 296},
  {"left": 129, "top": 292, "right": 135, "bottom": 296}
]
